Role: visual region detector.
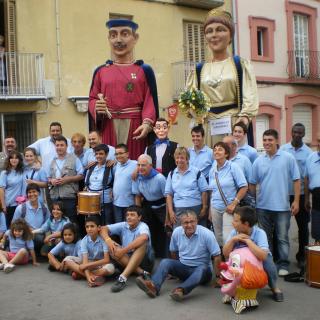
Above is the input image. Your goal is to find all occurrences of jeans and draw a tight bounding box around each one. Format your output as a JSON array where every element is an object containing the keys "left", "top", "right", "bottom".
[
  {"left": 311, "top": 209, "right": 320, "bottom": 241},
  {"left": 101, "top": 202, "right": 113, "bottom": 225},
  {"left": 257, "top": 209, "right": 291, "bottom": 270},
  {"left": 113, "top": 205, "right": 127, "bottom": 223},
  {"left": 263, "top": 254, "right": 278, "bottom": 289},
  {"left": 290, "top": 195, "right": 310, "bottom": 261},
  {"left": 151, "top": 259, "right": 212, "bottom": 295}
]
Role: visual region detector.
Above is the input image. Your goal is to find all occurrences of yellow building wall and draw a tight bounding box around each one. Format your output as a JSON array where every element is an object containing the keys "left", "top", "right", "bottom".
[{"left": 4, "top": 0, "right": 227, "bottom": 146}]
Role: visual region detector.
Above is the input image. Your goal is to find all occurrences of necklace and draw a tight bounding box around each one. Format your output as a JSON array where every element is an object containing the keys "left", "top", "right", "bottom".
[
  {"left": 113, "top": 63, "right": 140, "bottom": 93},
  {"left": 206, "top": 59, "right": 228, "bottom": 88}
]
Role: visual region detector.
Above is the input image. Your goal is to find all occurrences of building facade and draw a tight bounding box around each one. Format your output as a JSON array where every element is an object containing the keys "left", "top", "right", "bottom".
[{"left": 0, "top": 0, "right": 224, "bottom": 150}]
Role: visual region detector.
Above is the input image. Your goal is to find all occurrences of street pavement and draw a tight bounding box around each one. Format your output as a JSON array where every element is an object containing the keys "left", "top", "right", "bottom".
[{"left": 1, "top": 218, "right": 320, "bottom": 320}]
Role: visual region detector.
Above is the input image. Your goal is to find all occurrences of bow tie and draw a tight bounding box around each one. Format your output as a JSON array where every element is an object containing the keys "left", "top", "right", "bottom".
[{"left": 154, "top": 139, "right": 169, "bottom": 146}]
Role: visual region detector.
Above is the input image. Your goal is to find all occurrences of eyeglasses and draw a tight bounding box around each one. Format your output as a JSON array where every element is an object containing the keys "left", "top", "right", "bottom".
[{"left": 115, "top": 151, "right": 127, "bottom": 156}]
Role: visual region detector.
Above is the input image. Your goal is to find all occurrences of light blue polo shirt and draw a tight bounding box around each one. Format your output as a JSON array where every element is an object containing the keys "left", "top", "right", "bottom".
[
  {"left": 170, "top": 225, "right": 220, "bottom": 268},
  {"left": 80, "top": 235, "right": 108, "bottom": 260},
  {"left": 73, "top": 148, "right": 88, "bottom": 166},
  {"left": 50, "top": 239, "right": 81, "bottom": 257},
  {"left": 0, "top": 170, "right": 24, "bottom": 206},
  {"left": 0, "top": 212, "right": 7, "bottom": 233},
  {"left": 13, "top": 201, "right": 50, "bottom": 230},
  {"left": 5, "top": 229, "right": 34, "bottom": 253},
  {"left": 188, "top": 145, "right": 214, "bottom": 179},
  {"left": 38, "top": 217, "right": 70, "bottom": 233},
  {"left": 165, "top": 165, "right": 209, "bottom": 207},
  {"left": 112, "top": 160, "right": 137, "bottom": 207},
  {"left": 85, "top": 164, "right": 113, "bottom": 204},
  {"left": 225, "top": 225, "right": 271, "bottom": 255},
  {"left": 238, "top": 144, "right": 259, "bottom": 164},
  {"left": 108, "top": 221, "right": 152, "bottom": 255},
  {"left": 230, "top": 153, "right": 252, "bottom": 182},
  {"left": 22, "top": 166, "right": 48, "bottom": 202},
  {"left": 51, "top": 155, "right": 84, "bottom": 178},
  {"left": 280, "top": 143, "right": 312, "bottom": 195},
  {"left": 82, "top": 146, "right": 115, "bottom": 167},
  {"left": 304, "top": 152, "right": 320, "bottom": 190},
  {"left": 132, "top": 173, "right": 166, "bottom": 202},
  {"left": 251, "top": 150, "right": 300, "bottom": 211},
  {"left": 209, "top": 160, "right": 247, "bottom": 210}
]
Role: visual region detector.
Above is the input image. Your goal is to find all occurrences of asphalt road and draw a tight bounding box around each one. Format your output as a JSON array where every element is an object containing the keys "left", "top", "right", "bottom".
[{"left": 1, "top": 218, "right": 320, "bottom": 320}]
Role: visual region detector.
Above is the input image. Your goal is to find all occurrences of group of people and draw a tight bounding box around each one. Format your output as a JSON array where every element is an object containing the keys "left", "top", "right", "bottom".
[{"left": 0, "top": 8, "right": 319, "bottom": 306}]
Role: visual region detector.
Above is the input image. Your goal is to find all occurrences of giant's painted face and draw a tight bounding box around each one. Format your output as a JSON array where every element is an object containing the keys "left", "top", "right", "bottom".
[{"left": 219, "top": 247, "right": 268, "bottom": 314}]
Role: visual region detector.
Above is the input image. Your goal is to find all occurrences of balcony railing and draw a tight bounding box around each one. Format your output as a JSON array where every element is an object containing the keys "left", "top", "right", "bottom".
[
  {"left": 0, "top": 52, "right": 46, "bottom": 98},
  {"left": 173, "top": 0, "right": 224, "bottom": 9},
  {"left": 172, "top": 61, "right": 196, "bottom": 100},
  {"left": 287, "top": 50, "right": 320, "bottom": 81}
]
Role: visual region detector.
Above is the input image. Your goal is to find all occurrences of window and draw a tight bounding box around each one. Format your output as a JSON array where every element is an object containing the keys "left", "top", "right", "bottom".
[
  {"left": 0, "top": 113, "right": 34, "bottom": 151},
  {"left": 255, "top": 115, "right": 269, "bottom": 152},
  {"left": 249, "top": 16, "right": 275, "bottom": 62},
  {"left": 293, "top": 14, "right": 309, "bottom": 77},
  {"left": 183, "top": 21, "right": 205, "bottom": 63}
]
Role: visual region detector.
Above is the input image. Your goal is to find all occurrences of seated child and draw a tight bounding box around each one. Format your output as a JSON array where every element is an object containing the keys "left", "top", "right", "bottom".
[
  {"left": 64, "top": 215, "right": 115, "bottom": 287},
  {"left": 223, "top": 206, "right": 284, "bottom": 302},
  {"left": 48, "top": 223, "right": 81, "bottom": 272},
  {"left": 0, "top": 211, "right": 6, "bottom": 240},
  {"left": 100, "top": 205, "right": 155, "bottom": 293},
  {"left": 0, "top": 218, "right": 38, "bottom": 273},
  {"left": 33, "top": 201, "right": 70, "bottom": 256}
]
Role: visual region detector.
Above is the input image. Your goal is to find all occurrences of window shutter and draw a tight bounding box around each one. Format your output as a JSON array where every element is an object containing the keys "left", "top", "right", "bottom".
[
  {"left": 183, "top": 21, "right": 205, "bottom": 63},
  {"left": 292, "top": 105, "right": 312, "bottom": 143},
  {"left": 255, "top": 115, "right": 269, "bottom": 151}
]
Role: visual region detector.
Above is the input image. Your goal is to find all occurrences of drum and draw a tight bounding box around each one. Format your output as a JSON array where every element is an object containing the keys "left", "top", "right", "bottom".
[
  {"left": 77, "top": 192, "right": 101, "bottom": 215},
  {"left": 305, "top": 245, "right": 320, "bottom": 288}
]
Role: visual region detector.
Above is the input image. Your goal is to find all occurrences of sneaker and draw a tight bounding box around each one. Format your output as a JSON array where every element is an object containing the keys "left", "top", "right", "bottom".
[
  {"left": 142, "top": 271, "right": 152, "bottom": 281},
  {"left": 4, "top": 263, "right": 15, "bottom": 273},
  {"left": 278, "top": 269, "right": 289, "bottom": 277},
  {"left": 170, "top": 288, "right": 184, "bottom": 302},
  {"left": 0, "top": 263, "right": 4, "bottom": 270},
  {"left": 111, "top": 279, "right": 127, "bottom": 292},
  {"left": 136, "top": 275, "right": 158, "bottom": 298}
]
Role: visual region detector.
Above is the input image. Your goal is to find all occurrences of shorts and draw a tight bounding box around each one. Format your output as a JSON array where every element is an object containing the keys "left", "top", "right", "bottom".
[
  {"left": 63, "top": 256, "right": 115, "bottom": 274},
  {"left": 7, "top": 251, "right": 29, "bottom": 265}
]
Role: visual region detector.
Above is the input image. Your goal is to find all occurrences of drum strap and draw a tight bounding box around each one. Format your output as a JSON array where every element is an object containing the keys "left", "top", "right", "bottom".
[{"left": 85, "top": 163, "right": 114, "bottom": 190}]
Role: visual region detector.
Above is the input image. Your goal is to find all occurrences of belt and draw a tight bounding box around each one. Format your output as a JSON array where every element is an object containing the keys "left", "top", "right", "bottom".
[
  {"left": 209, "top": 104, "right": 238, "bottom": 114},
  {"left": 143, "top": 197, "right": 166, "bottom": 207},
  {"left": 108, "top": 106, "right": 142, "bottom": 116}
]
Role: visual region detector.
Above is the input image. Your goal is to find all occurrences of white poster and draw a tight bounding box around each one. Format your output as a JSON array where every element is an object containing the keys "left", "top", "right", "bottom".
[{"left": 210, "top": 116, "right": 232, "bottom": 135}]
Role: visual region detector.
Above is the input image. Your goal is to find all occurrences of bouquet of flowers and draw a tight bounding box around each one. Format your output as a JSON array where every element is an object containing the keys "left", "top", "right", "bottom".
[{"left": 178, "top": 87, "right": 210, "bottom": 124}]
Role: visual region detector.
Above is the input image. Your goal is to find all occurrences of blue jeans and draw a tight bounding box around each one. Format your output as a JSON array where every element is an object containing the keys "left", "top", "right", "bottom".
[
  {"left": 113, "top": 205, "right": 127, "bottom": 223},
  {"left": 101, "top": 202, "right": 113, "bottom": 225},
  {"left": 151, "top": 259, "right": 212, "bottom": 295},
  {"left": 257, "top": 209, "right": 291, "bottom": 270},
  {"left": 263, "top": 254, "right": 278, "bottom": 289}
]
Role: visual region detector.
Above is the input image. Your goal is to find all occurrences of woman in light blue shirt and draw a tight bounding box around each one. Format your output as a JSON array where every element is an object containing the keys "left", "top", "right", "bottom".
[
  {"left": 0, "top": 151, "right": 24, "bottom": 228},
  {"left": 209, "top": 142, "right": 248, "bottom": 246}
]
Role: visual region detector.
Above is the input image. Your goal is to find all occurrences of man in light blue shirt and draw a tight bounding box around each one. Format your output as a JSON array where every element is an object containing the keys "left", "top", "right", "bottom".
[
  {"left": 112, "top": 144, "right": 137, "bottom": 222},
  {"left": 280, "top": 123, "right": 312, "bottom": 266},
  {"left": 233, "top": 122, "right": 258, "bottom": 164},
  {"left": 29, "top": 122, "right": 73, "bottom": 175},
  {"left": 188, "top": 125, "right": 213, "bottom": 180},
  {"left": 101, "top": 205, "right": 154, "bottom": 293},
  {"left": 136, "top": 210, "right": 220, "bottom": 301},
  {"left": 82, "top": 131, "right": 115, "bottom": 168},
  {"left": 133, "top": 154, "right": 167, "bottom": 258},
  {"left": 304, "top": 135, "right": 320, "bottom": 244},
  {"left": 250, "top": 129, "right": 300, "bottom": 276}
]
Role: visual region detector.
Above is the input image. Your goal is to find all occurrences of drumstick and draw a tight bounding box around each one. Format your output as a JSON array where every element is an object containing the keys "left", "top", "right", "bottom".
[{"left": 97, "top": 93, "right": 112, "bottom": 119}]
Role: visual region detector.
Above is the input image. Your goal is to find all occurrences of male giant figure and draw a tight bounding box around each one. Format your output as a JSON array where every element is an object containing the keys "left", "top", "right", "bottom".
[{"left": 88, "top": 19, "right": 159, "bottom": 160}]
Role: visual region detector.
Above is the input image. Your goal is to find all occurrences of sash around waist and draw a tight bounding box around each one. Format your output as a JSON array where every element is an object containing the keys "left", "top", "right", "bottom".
[
  {"left": 209, "top": 104, "right": 238, "bottom": 114},
  {"left": 143, "top": 197, "right": 166, "bottom": 207},
  {"left": 108, "top": 106, "right": 142, "bottom": 119}
]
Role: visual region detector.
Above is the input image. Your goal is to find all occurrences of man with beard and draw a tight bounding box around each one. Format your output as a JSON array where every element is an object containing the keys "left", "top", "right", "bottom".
[
  {"left": 29, "top": 122, "right": 73, "bottom": 175},
  {"left": 88, "top": 19, "right": 159, "bottom": 160}
]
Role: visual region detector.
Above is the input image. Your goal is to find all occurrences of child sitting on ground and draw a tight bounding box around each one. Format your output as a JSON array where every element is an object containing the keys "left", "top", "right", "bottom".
[
  {"left": 223, "top": 206, "right": 284, "bottom": 302},
  {"left": 64, "top": 215, "right": 115, "bottom": 287},
  {"left": 33, "top": 201, "right": 70, "bottom": 256},
  {"left": 0, "top": 218, "right": 38, "bottom": 272},
  {"left": 48, "top": 223, "right": 81, "bottom": 272}
]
